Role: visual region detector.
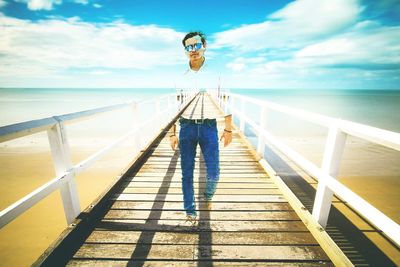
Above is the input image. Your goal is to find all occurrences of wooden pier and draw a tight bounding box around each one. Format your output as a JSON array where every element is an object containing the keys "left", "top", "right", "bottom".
[{"left": 34, "top": 93, "right": 348, "bottom": 266}]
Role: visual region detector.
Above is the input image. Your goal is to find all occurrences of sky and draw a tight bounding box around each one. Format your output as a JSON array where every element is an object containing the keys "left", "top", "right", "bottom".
[{"left": 0, "top": 0, "right": 399, "bottom": 89}]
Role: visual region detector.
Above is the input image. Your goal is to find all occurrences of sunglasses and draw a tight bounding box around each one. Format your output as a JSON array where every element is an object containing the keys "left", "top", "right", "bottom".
[{"left": 185, "top": 43, "right": 203, "bottom": 52}]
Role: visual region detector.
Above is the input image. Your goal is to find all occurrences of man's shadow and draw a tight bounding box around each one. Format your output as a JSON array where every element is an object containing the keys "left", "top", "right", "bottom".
[
  {"left": 124, "top": 149, "right": 180, "bottom": 266},
  {"left": 197, "top": 152, "right": 213, "bottom": 267}
]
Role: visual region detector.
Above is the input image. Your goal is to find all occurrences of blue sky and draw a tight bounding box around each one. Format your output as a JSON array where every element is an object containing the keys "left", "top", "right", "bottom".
[{"left": 0, "top": 0, "right": 399, "bottom": 89}]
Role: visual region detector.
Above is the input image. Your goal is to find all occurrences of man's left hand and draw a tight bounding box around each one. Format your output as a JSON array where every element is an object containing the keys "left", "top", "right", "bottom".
[
  {"left": 220, "top": 131, "right": 232, "bottom": 147},
  {"left": 170, "top": 135, "right": 178, "bottom": 150}
]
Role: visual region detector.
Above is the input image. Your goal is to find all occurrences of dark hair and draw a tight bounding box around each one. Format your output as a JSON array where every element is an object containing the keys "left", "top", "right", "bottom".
[{"left": 182, "top": 31, "right": 206, "bottom": 47}]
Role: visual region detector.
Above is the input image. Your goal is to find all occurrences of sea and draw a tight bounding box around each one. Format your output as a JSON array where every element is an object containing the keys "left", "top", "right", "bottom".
[{"left": 1, "top": 88, "right": 399, "bottom": 131}]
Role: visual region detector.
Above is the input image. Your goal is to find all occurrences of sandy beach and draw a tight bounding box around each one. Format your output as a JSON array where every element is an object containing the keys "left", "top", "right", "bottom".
[{"left": 0, "top": 135, "right": 139, "bottom": 266}]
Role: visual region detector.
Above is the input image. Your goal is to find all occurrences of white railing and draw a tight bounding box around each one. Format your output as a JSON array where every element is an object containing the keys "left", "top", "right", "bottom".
[
  {"left": 209, "top": 90, "right": 400, "bottom": 247},
  {"left": 0, "top": 91, "right": 197, "bottom": 228}
]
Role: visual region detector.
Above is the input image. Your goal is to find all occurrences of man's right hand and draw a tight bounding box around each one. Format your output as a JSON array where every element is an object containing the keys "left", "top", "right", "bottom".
[{"left": 170, "top": 135, "right": 178, "bottom": 150}]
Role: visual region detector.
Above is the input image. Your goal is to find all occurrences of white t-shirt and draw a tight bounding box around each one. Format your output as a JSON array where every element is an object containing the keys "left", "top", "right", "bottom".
[{"left": 177, "top": 63, "right": 222, "bottom": 120}]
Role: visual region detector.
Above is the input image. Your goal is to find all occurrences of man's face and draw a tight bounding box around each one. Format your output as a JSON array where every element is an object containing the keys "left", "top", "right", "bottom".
[{"left": 184, "top": 35, "right": 206, "bottom": 61}]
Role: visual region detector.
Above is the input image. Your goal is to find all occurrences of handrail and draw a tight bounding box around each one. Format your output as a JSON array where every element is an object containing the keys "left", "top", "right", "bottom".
[
  {"left": 227, "top": 92, "right": 400, "bottom": 151},
  {"left": 209, "top": 89, "right": 400, "bottom": 247},
  {"left": 0, "top": 102, "right": 133, "bottom": 143},
  {"left": 0, "top": 90, "right": 198, "bottom": 228}
]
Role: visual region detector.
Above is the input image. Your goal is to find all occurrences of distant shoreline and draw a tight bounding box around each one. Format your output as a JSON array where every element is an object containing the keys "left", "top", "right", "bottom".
[{"left": 1, "top": 87, "right": 400, "bottom": 91}]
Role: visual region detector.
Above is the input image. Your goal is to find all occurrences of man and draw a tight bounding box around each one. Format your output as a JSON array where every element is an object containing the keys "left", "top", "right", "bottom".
[{"left": 169, "top": 31, "right": 232, "bottom": 224}]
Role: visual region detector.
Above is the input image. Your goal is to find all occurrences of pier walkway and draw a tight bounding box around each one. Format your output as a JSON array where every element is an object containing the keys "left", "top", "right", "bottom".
[{"left": 33, "top": 93, "right": 346, "bottom": 266}]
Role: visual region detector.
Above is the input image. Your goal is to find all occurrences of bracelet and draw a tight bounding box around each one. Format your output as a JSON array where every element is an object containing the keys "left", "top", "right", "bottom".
[
  {"left": 170, "top": 134, "right": 176, "bottom": 137},
  {"left": 224, "top": 129, "right": 232, "bottom": 133}
]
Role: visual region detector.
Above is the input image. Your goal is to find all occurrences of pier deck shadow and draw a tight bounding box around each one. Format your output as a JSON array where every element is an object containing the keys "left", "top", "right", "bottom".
[{"left": 264, "top": 145, "right": 397, "bottom": 266}]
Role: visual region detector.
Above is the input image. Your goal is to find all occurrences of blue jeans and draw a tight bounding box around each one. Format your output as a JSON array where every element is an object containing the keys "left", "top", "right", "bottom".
[{"left": 179, "top": 119, "right": 220, "bottom": 216}]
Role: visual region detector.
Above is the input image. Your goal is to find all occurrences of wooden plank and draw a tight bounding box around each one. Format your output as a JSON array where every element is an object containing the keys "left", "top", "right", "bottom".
[
  {"left": 152, "top": 145, "right": 252, "bottom": 149},
  {"left": 128, "top": 173, "right": 270, "bottom": 179},
  {"left": 146, "top": 159, "right": 258, "bottom": 165},
  {"left": 150, "top": 152, "right": 259, "bottom": 156},
  {"left": 127, "top": 178, "right": 271, "bottom": 184},
  {"left": 135, "top": 169, "right": 266, "bottom": 174},
  {"left": 126, "top": 177, "right": 271, "bottom": 183},
  {"left": 97, "top": 219, "right": 309, "bottom": 232},
  {"left": 145, "top": 158, "right": 262, "bottom": 162},
  {"left": 122, "top": 181, "right": 278, "bottom": 189},
  {"left": 110, "top": 201, "right": 292, "bottom": 211},
  {"left": 120, "top": 187, "right": 281, "bottom": 194},
  {"left": 193, "top": 245, "right": 330, "bottom": 261},
  {"left": 72, "top": 243, "right": 194, "bottom": 260},
  {"left": 87, "top": 230, "right": 198, "bottom": 244},
  {"left": 112, "top": 193, "right": 286, "bottom": 202},
  {"left": 67, "top": 260, "right": 334, "bottom": 267},
  {"left": 104, "top": 210, "right": 300, "bottom": 221},
  {"left": 140, "top": 165, "right": 264, "bottom": 170},
  {"left": 72, "top": 243, "right": 329, "bottom": 261},
  {"left": 86, "top": 230, "right": 319, "bottom": 245},
  {"left": 142, "top": 162, "right": 262, "bottom": 167},
  {"left": 140, "top": 165, "right": 265, "bottom": 170}
]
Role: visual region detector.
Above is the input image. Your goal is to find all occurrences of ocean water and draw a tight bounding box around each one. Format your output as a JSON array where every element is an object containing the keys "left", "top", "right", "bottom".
[
  {"left": 230, "top": 89, "right": 400, "bottom": 133},
  {"left": 0, "top": 88, "right": 175, "bottom": 126},
  {"left": 2, "top": 88, "right": 399, "bottom": 130}
]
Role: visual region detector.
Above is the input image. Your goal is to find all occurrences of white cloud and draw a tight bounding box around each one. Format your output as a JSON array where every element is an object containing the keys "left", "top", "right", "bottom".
[
  {"left": 226, "top": 62, "right": 245, "bottom": 72},
  {"left": 213, "top": 0, "right": 362, "bottom": 51},
  {"left": 269, "top": 0, "right": 361, "bottom": 35},
  {"left": 74, "top": 0, "right": 88, "bottom": 5},
  {"left": 15, "top": 0, "right": 62, "bottom": 11},
  {"left": 226, "top": 57, "right": 265, "bottom": 72},
  {"left": 214, "top": 0, "right": 400, "bottom": 88},
  {"left": 295, "top": 26, "right": 400, "bottom": 68},
  {"left": 0, "top": 14, "right": 185, "bottom": 79},
  {"left": 232, "top": 25, "right": 400, "bottom": 77},
  {"left": 220, "top": 21, "right": 400, "bottom": 89},
  {"left": 15, "top": 0, "right": 100, "bottom": 10}
]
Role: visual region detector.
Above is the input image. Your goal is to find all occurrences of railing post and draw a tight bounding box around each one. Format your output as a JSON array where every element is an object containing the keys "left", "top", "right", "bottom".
[
  {"left": 179, "top": 91, "right": 184, "bottom": 110},
  {"left": 167, "top": 95, "right": 172, "bottom": 118},
  {"left": 240, "top": 99, "right": 246, "bottom": 132},
  {"left": 224, "top": 94, "right": 229, "bottom": 115},
  {"left": 155, "top": 99, "right": 161, "bottom": 129},
  {"left": 312, "top": 124, "right": 347, "bottom": 227},
  {"left": 131, "top": 102, "right": 142, "bottom": 153},
  {"left": 218, "top": 91, "right": 222, "bottom": 109},
  {"left": 47, "top": 119, "right": 80, "bottom": 225},
  {"left": 257, "top": 105, "right": 267, "bottom": 156},
  {"left": 230, "top": 96, "right": 235, "bottom": 120}
]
